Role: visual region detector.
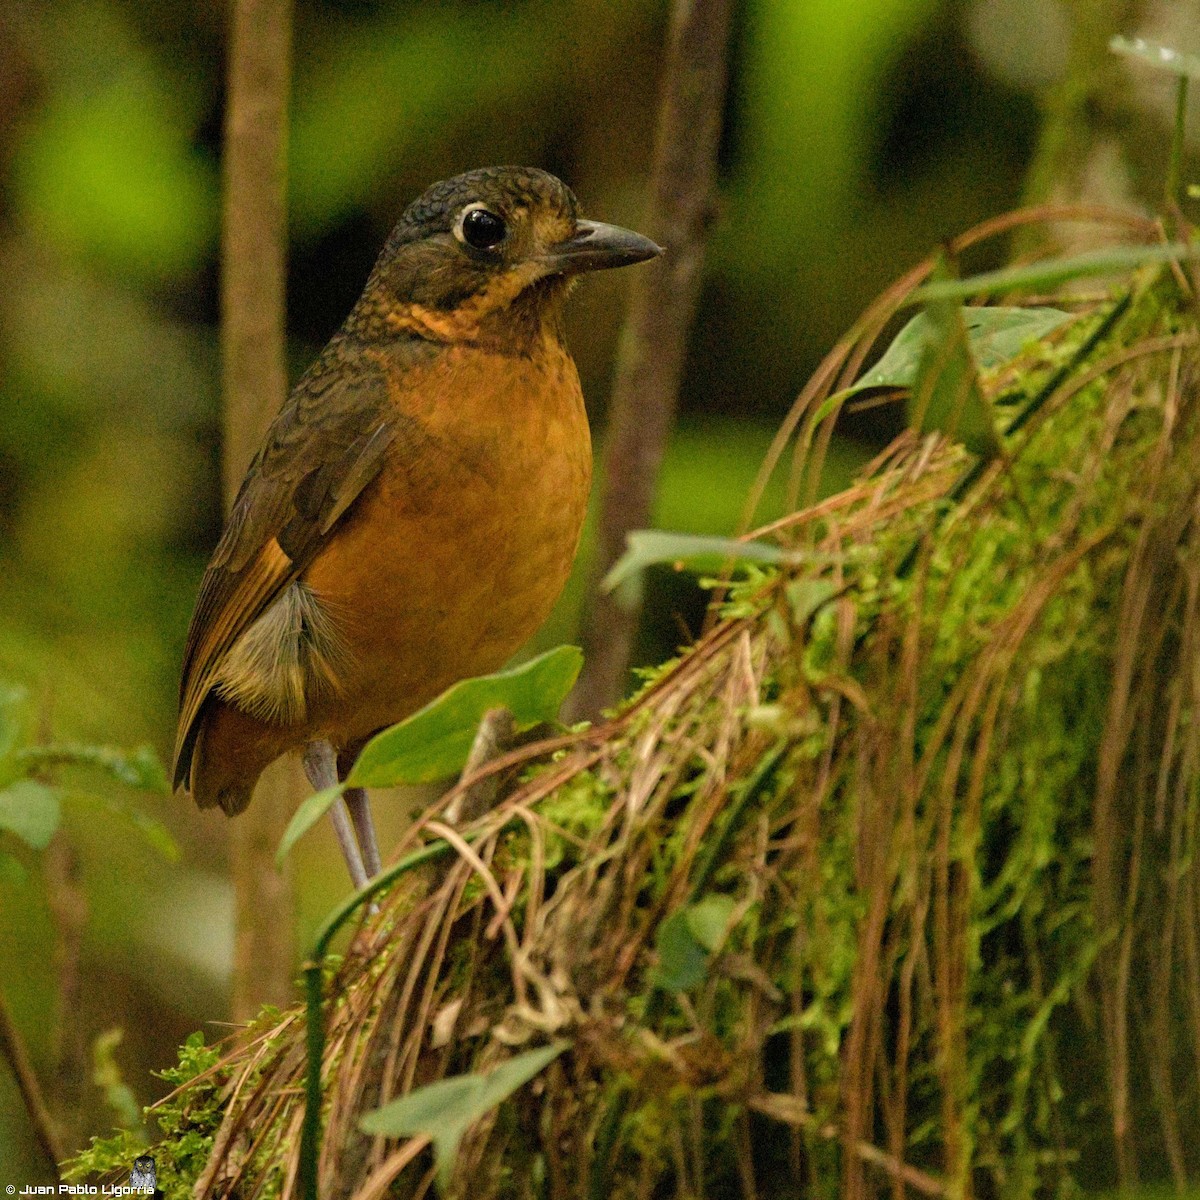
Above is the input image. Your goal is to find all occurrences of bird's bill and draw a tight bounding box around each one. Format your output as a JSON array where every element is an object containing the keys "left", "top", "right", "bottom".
[{"left": 542, "top": 220, "right": 663, "bottom": 274}]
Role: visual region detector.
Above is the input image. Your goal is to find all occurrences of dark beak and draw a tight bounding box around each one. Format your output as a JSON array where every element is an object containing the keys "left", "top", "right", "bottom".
[{"left": 543, "top": 219, "right": 663, "bottom": 275}]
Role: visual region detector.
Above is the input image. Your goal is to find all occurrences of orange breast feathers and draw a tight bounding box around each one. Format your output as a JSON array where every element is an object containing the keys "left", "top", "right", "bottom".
[{"left": 294, "top": 336, "right": 593, "bottom": 745}]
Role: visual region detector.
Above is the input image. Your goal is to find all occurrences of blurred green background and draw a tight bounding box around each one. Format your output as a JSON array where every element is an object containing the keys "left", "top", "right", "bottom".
[{"left": 0, "top": 0, "right": 1184, "bottom": 1182}]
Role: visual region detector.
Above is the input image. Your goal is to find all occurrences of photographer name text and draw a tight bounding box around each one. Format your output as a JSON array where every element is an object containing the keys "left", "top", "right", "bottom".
[{"left": 9, "top": 1188, "right": 152, "bottom": 1196}]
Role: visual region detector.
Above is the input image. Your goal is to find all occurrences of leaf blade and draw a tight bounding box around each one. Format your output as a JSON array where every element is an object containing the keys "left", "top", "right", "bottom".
[
  {"left": 841, "top": 308, "right": 1073, "bottom": 420},
  {"left": 909, "top": 243, "right": 1195, "bottom": 306},
  {"left": 18, "top": 742, "right": 169, "bottom": 792},
  {"left": 347, "top": 647, "right": 583, "bottom": 789},
  {"left": 908, "top": 293, "right": 1001, "bottom": 459},
  {"left": 1110, "top": 35, "right": 1200, "bottom": 80},
  {"left": 685, "top": 893, "right": 737, "bottom": 953},
  {"left": 0, "top": 779, "right": 62, "bottom": 850},
  {"left": 651, "top": 908, "right": 710, "bottom": 992},
  {"left": 360, "top": 1042, "right": 568, "bottom": 1189},
  {"left": 603, "top": 531, "right": 792, "bottom": 593}
]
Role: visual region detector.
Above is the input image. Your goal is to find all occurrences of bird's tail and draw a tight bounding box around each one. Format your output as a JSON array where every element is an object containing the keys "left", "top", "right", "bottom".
[{"left": 183, "top": 700, "right": 282, "bottom": 816}]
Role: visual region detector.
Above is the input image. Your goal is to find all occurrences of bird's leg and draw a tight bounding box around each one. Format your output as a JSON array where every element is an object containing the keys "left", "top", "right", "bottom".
[
  {"left": 334, "top": 748, "right": 383, "bottom": 879},
  {"left": 302, "top": 739, "right": 369, "bottom": 889},
  {"left": 446, "top": 707, "right": 516, "bottom": 825},
  {"left": 342, "top": 787, "right": 382, "bottom": 878}
]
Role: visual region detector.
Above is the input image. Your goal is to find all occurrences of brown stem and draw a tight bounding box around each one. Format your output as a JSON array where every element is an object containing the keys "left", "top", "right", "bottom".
[
  {"left": 222, "top": 0, "right": 297, "bottom": 1022},
  {"left": 0, "top": 984, "right": 63, "bottom": 1175},
  {"left": 45, "top": 834, "right": 86, "bottom": 1154},
  {"left": 747, "top": 1094, "right": 946, "bottom": 1198},
  {"left": 569, "top": 0, "right": 733, "bottom": 719}
]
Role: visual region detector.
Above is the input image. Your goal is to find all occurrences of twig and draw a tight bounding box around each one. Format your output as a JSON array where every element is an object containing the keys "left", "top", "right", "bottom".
[
  {"left": 570, "top": 0, "right": 734, "bottom": 719},
  {"left": 747, "top": 1094, "right": 946, "bottom": 1198},
  {"left": 0, "top": 983, "right": 63, "bottom": 1175},
  {"left": 45, "top": 834, "right": 86, "bottom": 1153},
  {"left": 221, "top": 0, "right": 297, "bottom": 1021}
]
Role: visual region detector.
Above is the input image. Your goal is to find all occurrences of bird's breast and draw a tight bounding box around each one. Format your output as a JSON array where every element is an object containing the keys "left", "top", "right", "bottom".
[{"left": 301, "top": 335, "right": 591, "bottom": 742}]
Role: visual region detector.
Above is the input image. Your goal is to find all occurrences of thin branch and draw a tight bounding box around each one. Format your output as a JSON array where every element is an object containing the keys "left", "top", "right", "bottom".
[
  {"left": 45, "top": 834, "right": 86, "bottom": 1154},
  {"left": 570, "top": 0, "right": 734, "bottom": 719},
  {"left": 221, "top": 0, "right": 297, "bottom": 1022},
  {"left": 0, "top": 983, "right": 63, "bottom": 1176},
  {"left": 747, "top": 1093, "right": 947, "bottom": 1198}
]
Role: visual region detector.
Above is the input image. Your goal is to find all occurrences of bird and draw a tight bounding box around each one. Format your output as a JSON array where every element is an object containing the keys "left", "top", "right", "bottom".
[{"left": 173, "top": 166, "right": 661, "bottom": 887}]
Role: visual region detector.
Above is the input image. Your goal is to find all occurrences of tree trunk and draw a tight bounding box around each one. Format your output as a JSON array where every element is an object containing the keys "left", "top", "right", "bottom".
[
  {"left": 569, "top": 0, "right": 733, "bottom": 720},
  {"left": 221, "top": 0, "right": 296, "bottom": 1022}
]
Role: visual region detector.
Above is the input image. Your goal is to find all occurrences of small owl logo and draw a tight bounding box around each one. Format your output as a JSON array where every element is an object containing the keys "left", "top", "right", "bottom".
[{"left": 130, "top": 1155, "right": 157, "bottom": 1192}]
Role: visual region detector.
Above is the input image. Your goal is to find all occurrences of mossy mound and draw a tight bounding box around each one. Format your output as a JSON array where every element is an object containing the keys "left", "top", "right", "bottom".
[{"left": 68, "top": 211, "right": 1200, "bottom": 1197}]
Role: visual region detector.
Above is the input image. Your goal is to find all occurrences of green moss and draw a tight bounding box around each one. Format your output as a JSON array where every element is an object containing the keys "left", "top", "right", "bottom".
[{"left": 62, "top": 1031, "right": 222, "bottom": 1197}]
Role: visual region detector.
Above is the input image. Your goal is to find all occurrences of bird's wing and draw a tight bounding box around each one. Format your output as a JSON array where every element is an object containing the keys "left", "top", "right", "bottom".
[{"left": 173, "top": 352, "right": 402, "bottom": 789}]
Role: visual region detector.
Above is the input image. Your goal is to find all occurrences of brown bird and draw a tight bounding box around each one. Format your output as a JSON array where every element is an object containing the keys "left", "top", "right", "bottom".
[{"left": 173, "top": 166, "right": 660, "bottom": 885}]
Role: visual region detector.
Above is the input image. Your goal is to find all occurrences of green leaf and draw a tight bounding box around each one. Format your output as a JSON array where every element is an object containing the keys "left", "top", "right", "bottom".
[
  {"left": 347, "top": 646, "right": 583, "bottom": 789},
  {"left": 846, "top": 307, "right": 1071, "bottom": 401},
  {"left": 685, "top": 893, "right": 737, "bottom": 953},
  {"left": 603, "top": 531, "right": 795, "bottom": 593},
  {"left": 909, "top": 293, "right": 1000, "bottom": 458},
  {"left": 275, "top": 784, "right": 344, "bottom": 868},
  {"left": 0, "top": 779, "right": 62, "bottom": 850},
  {"left": 909, "top": 243, "right": 1196, "bottom": 306},
  {"left": 92, "top": 1028, "right": 143, "bottom": 1132},
  {"left": 650, "top": 908, "right": 710, "bottom": 991},
  {"left": 961, "top": 306, "right": 1075, "bottom": 369},
  {"left": 19, "top": 742, "right": 169, "bottom": 792},
  {"left": 1110, "top": 35, "right": 1200, "bottom": 80},
  {"left": 652, "top": 895, "right": 740, "bottom": 990},
  {"left": 786, "top": 578, "right": 838, "bottom": 625},
  {"left": 843, "top": 304, "right": 1075, "bottom": 457},
  {"left": 360, "top": 1042, "right": 567, "bottom": 1190}
]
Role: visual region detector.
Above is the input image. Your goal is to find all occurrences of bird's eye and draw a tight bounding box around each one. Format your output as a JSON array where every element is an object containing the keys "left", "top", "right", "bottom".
[{"left": 459, "top": 206, "right": 507, "bottom": 250}]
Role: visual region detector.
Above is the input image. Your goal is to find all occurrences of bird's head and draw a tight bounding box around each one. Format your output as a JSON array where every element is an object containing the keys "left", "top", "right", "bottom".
[{"left": 364, "top": 166, "right": 661, "bottom": 345}]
